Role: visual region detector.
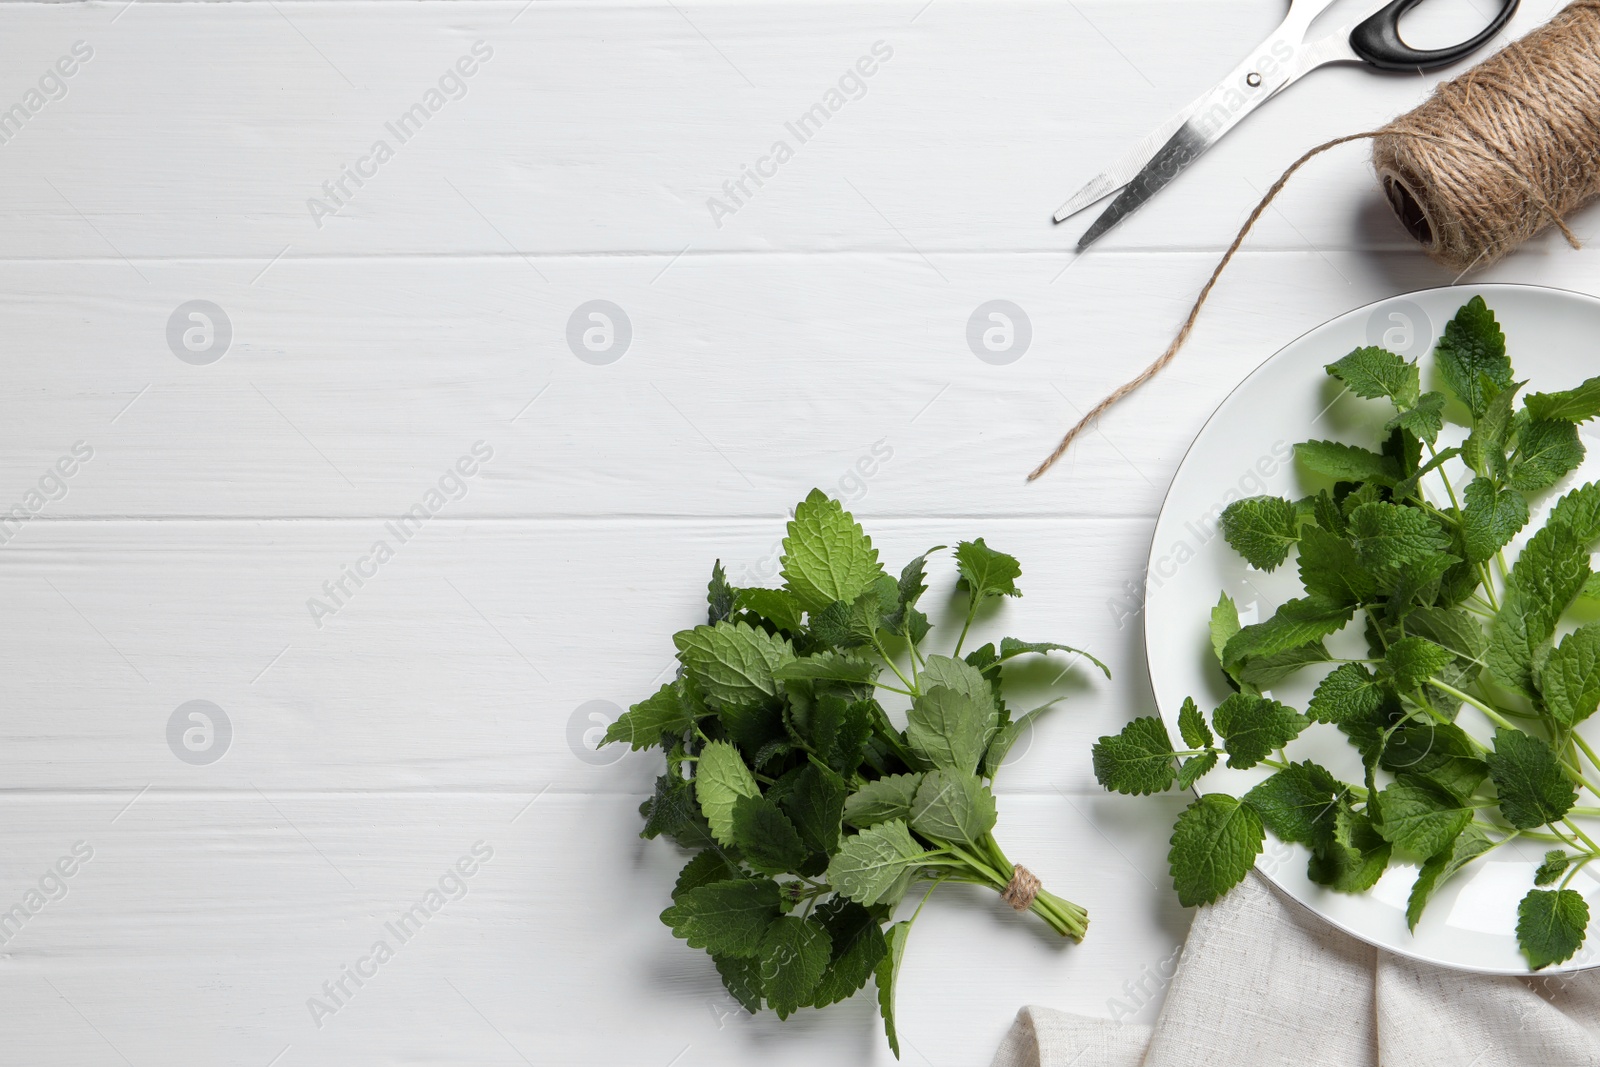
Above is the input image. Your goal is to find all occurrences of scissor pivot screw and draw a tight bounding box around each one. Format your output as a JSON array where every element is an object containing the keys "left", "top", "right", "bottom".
[{"left": 1246, "top": 72, "right": 1263, "bottom": 87}]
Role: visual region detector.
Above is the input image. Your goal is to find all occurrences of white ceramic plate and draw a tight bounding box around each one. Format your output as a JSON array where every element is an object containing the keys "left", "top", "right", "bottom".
[{"left": 1145, "top": 283, "right": 1600, "bottom": 974}]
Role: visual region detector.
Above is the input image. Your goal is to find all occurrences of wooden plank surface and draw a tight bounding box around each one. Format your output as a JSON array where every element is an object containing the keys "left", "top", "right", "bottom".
[{"left": 3, "top": 0, "right": 1595, "bottom": 1063}]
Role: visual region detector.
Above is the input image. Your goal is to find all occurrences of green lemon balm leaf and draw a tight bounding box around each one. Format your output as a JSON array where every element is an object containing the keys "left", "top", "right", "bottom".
[
  {"left": 1460, "top": 478, "right": 1530, "bottom": 564},
  {"left": 603, "top": 679, "right": 699, "bottom": 750},
  {"left": 1379, "top": 720, "right": 1489, "bottom": 799},
  {"left": 1489, "top": 523, "right": 1591, "bottom": 694},
  {"left": 1233, "top": 641, "right": 1332, "bottom": 688},
  {"left": 707, "top": 560, "right": 736, "bottom": 624},
  {"left": 1222, "top": 595, "right": 1355, "bottom": 671},
  {"left": 772, "top": 651, "right": 879, "bottom": 685},
  {"left": 1544, "top": 624, "right": 1600, "bottom": 727},
  {"left": 1295, "top": 440, "right": 1401, "bottom": 485},
  {"left": 995, "top": 638, "right": 1111, "bottom": 677},
  {"left": 875, "top": 921, "right": 911, "bottom": 1058},
  {"left": 780, "top": 489, "right": 885, "bottom": 614},
  {"left": 954, "top": 538, "right": 1022, "bottom": 601},
  {"left": 1548, "top": 481, "right": 1600, "bottom": 545},
  {"left": 713, "top": 955, "right": 763, "bottom": 1014},
  {"left": 1535, "top": 850, "right": 1572, "bottom": 887},
  {"left": 1307, "top": 663, "right": 1384, "bottom": 725},
  {"left": 983, "top": 697, "right": 1065, "bottom": 778},
  {"left": 1297, "top": 526, "right": 1377, "bottom": 605},
  {"left": 1509, "top": 419, "right": 1585, "bottom": 493},
  {"left": 673, "top": 850, "right": 742, "bottom": 902},
  {"left": 909, "top": 770, "right": 997, "bottom": 848},
  {"left": 783, "top": 763, "right": 847, "bottom": 857},
  {"left": 1525, "top": 375, "right": 1600, "bottom": 423},
  {"left": 1212, "top": 693, "right": 1309, "bottom": 769},
  {"left": 1383, "top": 636, "right": 1455, "bottom": 693},
  {"left": 640, "top": 772, "right": 715, "bottom": 848},
  {"left": 1486, "top": 729, "right": 1577, "bottom": 829},
  {"left": 1387, "top": 391, "right": 1446, "bottom": 445},
  {"left": 674, "top": 621, "right": 793, "bottom": 711},
  {"left": 695, "top": 739, "right": 760, "bottom": 846},
  {"left": 906, "top": 685, "right": 996, "bottom": 775},
  {"left": 882, "top": 546, "right": 943, "bottom": 641},
  {"left": 1242, "top": 760, "right": 1344, "bottom": 847},
  {"left": 1346, "top": 501, "right": 1452, "bottom": 574},
  {"left": 1091, "top": 716, "right": 1176, "bottom": 795},
  {"left": 1168, "top": 794, "right": 1265, "bottom": 907},
  {"left": 734, "top": 587, "right": 805, "bottom": 633},
  {"left": 1517, "top": 888, "right": 1590, "bottom": 970},
  {"left": 1210, "top": 593, "right": 1241, "bottom": 668},
  {"left": 1434, "top": 295, "right": 1511, "bottom": 418},
  {"left": 1326, "top": 345, "right": 1421, "bottom": 406},
  {"left": 919, "top": 655, "right": 999, "bottom": 719},
  {"left": 1178, "top": 696, "right": 1214, "bottom": 749},
  {"left": 730, "top": 795, "right": 809, "bottom": 875},
  {"left": 826, "top": 820, "right": 928, "bottom": 907},
  {"left": 843, "top": 774, "right": 924, "bottom": 829},
  {"left": 1307, "top": 806, "right": 1391, "bottom": 893},
  {"left": 1177, "top": 750, "right": 1218, "bottom": 790},
  {"left": 1219, "top": 496, "right": 1301, "bottom": 571},
  {"left": 758, "top": 916, "right": 833, "bottom": 1019},
  {"left": 1406, "top": 824, "right": 1494, "bottom": 931},
  {"left": 660, "top": 877, "right": 782, "bottom": 959},
  {"left": 811, "top": 899, "right": 888, "bottom": 1009},
  {"left": 1374, "top": 775, "right": 1473, "bottom": 859}
]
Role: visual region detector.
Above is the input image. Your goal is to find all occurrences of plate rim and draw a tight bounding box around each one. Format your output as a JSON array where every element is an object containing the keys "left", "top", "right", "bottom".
[{"left": 1140, "top": 280, "right": 1600, "bottom": 976}]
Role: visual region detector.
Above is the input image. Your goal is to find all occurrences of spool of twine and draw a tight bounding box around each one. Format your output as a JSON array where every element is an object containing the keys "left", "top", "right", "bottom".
[{"left": 1030, "top": 0, "right": 1600, "bottom": 481}]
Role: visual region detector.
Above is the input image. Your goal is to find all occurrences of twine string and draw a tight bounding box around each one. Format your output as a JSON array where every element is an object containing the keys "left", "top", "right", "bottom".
[
  {"left": 1029, "top": 0, "right": 1600, "bottom": 481},
  {"left": 1001, "top": 864, "right": 1042, "bottom": 911}
]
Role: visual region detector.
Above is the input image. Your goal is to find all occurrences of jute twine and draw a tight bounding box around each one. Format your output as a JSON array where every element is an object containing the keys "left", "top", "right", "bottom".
[
  {"left": 1030, "top": 0, "right": 1600, "bottom": 481},
  {"left": 1001, "top": 864, "right": 1042, "bottom": 911}
]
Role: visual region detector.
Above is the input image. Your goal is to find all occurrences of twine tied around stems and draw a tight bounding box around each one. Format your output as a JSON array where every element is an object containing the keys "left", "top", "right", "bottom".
[{"left": 1001, "top": 864, "right": 1042, "bottom": 911}]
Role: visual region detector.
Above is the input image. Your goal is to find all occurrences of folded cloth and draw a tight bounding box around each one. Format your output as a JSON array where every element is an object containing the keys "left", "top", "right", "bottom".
[{"left": 990, "top": 872, "right": 1600, "bottom": 1067}]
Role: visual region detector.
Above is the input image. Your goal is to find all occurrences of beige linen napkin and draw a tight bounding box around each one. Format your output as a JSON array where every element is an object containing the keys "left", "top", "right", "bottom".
[{"left": 991, "top": 872, "right": 1600, "bottom": 1067}]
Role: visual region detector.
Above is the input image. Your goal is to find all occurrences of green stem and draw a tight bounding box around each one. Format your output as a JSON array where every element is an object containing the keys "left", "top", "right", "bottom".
[
  {"left": 908, "top": 872, "right": 952, "bottom": 925},
  {"left": 1560, "top": 853, "right": 1598, "bottom": 891},
  {"left": 1562, "top": 818, "right": 1600, "bottom": 855},
  {"left": 1475, "top": 817, "right": 1566, "bottom": 843},
  {"left": 1417, "top": 698, "right": 1492, "bottom": 754},
  {"left": 873, "top": 634, "right": 917, "bottom": 694},
  {"left": 1573, "top": 732, "right": 1600, "bottom": 780},
  {"left": 953, "top": 609, "right": 976, "bottom": 660},
  {"left": 1549, "top": 822, "right": 1584, "bottom": 853},
  {"left": 1556, "top": 760, "right": 1600, "bottom": 799},
  {"left": 1428, "top": 678, "right": 1516, "bottom": 731},
  {"left": 1427, "top": 442, "right": 1464, "bottom": 513},
  {"left": 1479, "top": 565, "right": 1501, "bottom": 612},
  {"left": 944, "top": 842, "right": 1008, "bottom": 886}
]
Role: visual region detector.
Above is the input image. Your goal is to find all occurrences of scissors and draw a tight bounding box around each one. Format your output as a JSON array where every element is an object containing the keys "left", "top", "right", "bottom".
[{"left": 1056, "top": 0, "right": 1520, "bottom": 249}]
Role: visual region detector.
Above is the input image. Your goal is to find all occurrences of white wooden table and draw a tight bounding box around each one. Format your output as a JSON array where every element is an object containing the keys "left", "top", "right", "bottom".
[{"left": 5, "top": 0, "right": 1597, "bottom": 1063}]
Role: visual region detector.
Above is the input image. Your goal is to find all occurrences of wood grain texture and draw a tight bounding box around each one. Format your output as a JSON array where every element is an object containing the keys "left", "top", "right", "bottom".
[{"left": 5, "top": 0, "right": 1600, "bottom": 1062}]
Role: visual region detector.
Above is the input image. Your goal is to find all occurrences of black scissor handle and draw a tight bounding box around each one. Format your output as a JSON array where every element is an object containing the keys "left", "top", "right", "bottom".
[{"left": 1350, "top": 0, "right": 1519, "bottom": 72}]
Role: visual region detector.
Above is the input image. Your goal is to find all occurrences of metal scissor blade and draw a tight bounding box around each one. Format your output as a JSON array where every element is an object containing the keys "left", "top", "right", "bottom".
[
  {"left": 1076, "top": 122, "right": 1213, "bottom": 251},
  {"left": 1052, "top": 105, "right": 1199, "bottom": 223},
  {"left": 1054, "top": 0, "right": 1348, "bottom": 230},
  {"left": 1074, "top": 29, "right": 1326, "bottom": 250}
]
